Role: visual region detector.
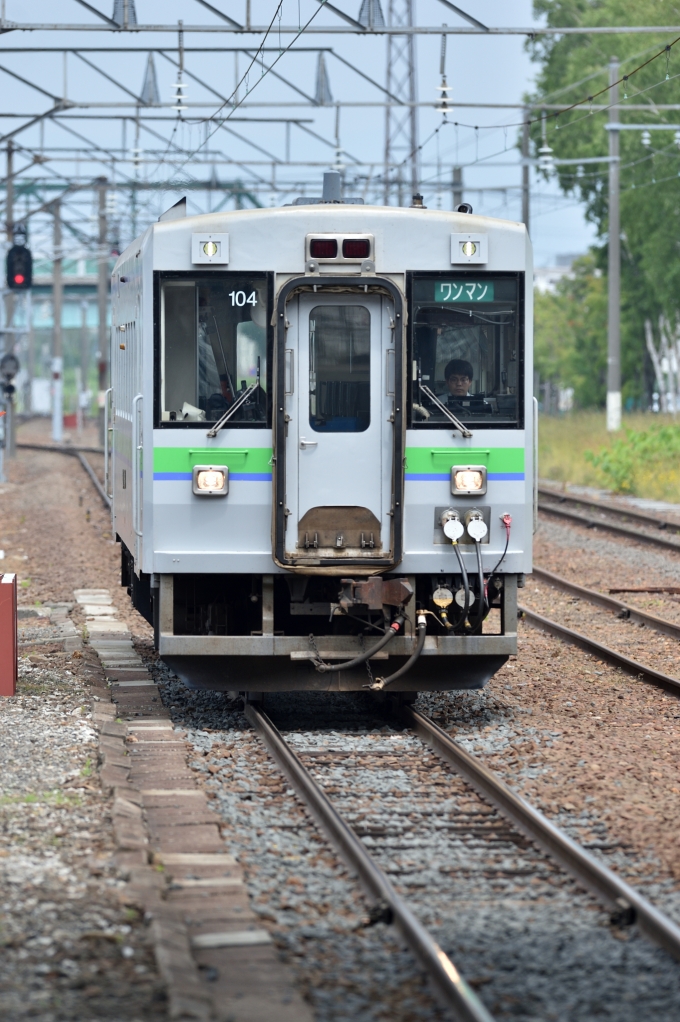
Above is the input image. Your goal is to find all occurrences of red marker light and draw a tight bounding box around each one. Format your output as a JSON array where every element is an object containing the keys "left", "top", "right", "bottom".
[
  {"left": 14, "top": 274, "right": 24, "bottom": 285},
  {"left": 309, "top": 238, "right": 337, "bottom": 259},
  {"left": 342, "top": 239, "right": 370, "bottom": 259}
]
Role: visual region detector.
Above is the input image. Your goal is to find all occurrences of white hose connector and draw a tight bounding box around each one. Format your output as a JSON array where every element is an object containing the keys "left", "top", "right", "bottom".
[
  {"left": 441, "top": 509, "right": 464, "bottom": 542},
  {"left": 443, "top": 517, "right": 464, "bottom": 541},
  {"left": 465, "top": 510, "right": 488, "bottom": 542}
]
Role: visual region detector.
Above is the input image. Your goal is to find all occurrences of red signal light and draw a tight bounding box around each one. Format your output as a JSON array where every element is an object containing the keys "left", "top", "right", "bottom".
[
  {"left": 342, "top": 239, "right": 370, "bottom": 259},
  {"left": 14, "top": 274, "right": 24, "bottom": 285},
  {"left": 309, "top": 238, "right": 338, "bottom": 259}
]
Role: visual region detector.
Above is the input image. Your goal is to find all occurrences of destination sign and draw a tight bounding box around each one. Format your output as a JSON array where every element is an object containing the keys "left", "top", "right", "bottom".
[{"left": 435, "top": 281, "right": 495, "bottom": 303}]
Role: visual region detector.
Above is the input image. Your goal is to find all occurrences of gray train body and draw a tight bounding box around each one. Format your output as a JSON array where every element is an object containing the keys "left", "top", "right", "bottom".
[{"left": 110, "top": 194, "right": 533, "bottom": 693}]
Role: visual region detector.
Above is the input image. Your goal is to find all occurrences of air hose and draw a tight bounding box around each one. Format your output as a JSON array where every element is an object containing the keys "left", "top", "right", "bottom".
[
  {"left": 312, "top": 615, "right": 405, "bottom": 673},
  {"left": 367, "top": 614, "right": 428, "bottom": 690}
]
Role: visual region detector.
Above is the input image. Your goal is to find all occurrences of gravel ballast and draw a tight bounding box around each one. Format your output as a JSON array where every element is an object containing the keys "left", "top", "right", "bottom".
[{"left": 5, "top": 427, "right": 680, "bottom": 1019}]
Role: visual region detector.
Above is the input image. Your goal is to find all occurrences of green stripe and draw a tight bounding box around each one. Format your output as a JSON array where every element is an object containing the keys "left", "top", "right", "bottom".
[
  {"left": 405, "top": 446, "right": 524, "bottom": 473},
  {"left": 153, "top": 446, "right": 272, "bottom": 474}
]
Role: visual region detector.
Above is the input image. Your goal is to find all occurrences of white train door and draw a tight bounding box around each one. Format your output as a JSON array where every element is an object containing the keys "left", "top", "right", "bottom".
[{"left": 276, "top": 288, "right": 401, "bottom": 568}]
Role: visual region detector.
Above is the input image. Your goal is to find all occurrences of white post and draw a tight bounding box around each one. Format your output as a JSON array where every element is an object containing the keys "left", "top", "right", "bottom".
[
  {"left": 51, "top": 356, "right": 63, "bottom": 442},
  {"left": 75, "top": 366, "right": 83, "bottom": 436},
  {"left": 606, "top": 57, "right": 621, "bottom": 431},
  {"left": 51, "top": 200, "right": 63, "bottom": 443}
]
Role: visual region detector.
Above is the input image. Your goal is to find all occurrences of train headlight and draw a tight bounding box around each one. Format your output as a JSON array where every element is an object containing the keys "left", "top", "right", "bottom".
[
  {"left": 192, "top": 465, "right": 229, "bottom": 496},
  {"left": 451, "top": 465, "right": 487, "bottom": 496},
  {"left": 461, "top": 241, "right": 477, "bottom": 257}
]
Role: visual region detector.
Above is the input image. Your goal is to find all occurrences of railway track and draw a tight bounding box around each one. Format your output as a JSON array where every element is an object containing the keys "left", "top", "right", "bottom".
[
  {"left": 532, "top": 565, "right": 680, "bottom": 641},
  {"left": 243, "top": 698, "right": 680, "bottom": 1019},
  {"left": 16, "top": 440, "right": 110, "bottom": 509},
  {"left": 520, "top": 567, "right": 680, "bottom": 696},
  {"left": 538, "top": 486, "right": 680, "bottom": 552}
]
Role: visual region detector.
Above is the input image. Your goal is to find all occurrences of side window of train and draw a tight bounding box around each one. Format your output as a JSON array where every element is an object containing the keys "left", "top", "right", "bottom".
[
  {"left": 409, "top": 273, "right": 523, "bottom": 428},
  {"left": 159, "top": 275, "right": 269, "bottom": 426}
]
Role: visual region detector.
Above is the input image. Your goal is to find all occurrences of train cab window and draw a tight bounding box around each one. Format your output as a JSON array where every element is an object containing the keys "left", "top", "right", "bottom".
[
  {"left": 160, "top": 276, "right": 269, "bottom": 425},
  {"left": 309, "top": 305, "right": 370, "bottom": 432},
  {"left": 409, "top": 274, "right": 522, "bottom": 428}
]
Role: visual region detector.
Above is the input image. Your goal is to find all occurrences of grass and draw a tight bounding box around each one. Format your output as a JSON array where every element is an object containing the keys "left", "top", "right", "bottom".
[
  {"left": 0, "top": 790, "right": 82, "bottom": 807},
  {"left": 538, "top": 411, "right": 680, "bottom": 503}
]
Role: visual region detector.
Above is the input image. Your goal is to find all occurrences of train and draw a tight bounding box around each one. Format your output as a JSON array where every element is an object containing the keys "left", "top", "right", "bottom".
[{"left": 109, "top": 172, "right": 534, "bottom": 694}]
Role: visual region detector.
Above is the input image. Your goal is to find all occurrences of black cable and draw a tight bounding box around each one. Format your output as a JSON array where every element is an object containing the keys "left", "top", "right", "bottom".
[
  {"left": 470, "top": 541, "right": 488, "bottom": 635},
  {"left": 312, "top": 616, "right": 405, "bottom": 674},
  {"left": 452, "top": 542, "right": 470, "bottom": 622},
  {"left": 369, "top": 616, "right": 427, "bottom": 690},
  {"left": 490, "top": 529, "right": 510, "bottom": 576}
]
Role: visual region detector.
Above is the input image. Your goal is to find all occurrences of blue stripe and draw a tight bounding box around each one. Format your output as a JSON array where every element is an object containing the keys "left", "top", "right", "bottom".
[
  {"left": 405, "top": 472, "right": 525, "bottom": 482},
  {"left": 405, "top": 472, "right": 449, "bottom": 481},
  {"left": 153, "top": 471, "right": 272, "bottom": 482}
]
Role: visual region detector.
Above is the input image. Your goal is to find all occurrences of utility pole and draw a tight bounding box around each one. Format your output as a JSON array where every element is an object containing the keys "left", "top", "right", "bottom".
[
  {"left": 51, "top": 200, "right": 63, "bottom": 443},
  {"left": 607, "top": 57, "right": 621, "bottom": 431},
  {"left": 80, "top": 298, "right": 89, "bottom": 429},
  {"left": 384, "top": 0, "right": 418, "bottom": 205},
  {"left": 4, "top": 141, "right": 14, "bottom": 459},
  {"left": 26, "top": 291, "right": 34, "bottom": 415},
  {"left": 97, "top": 178, "right": 108, "bottom": 446},
  {"left": 452, "top": 166, "right": 463, "bottom": 209},
  {"left": 521, "top": 110, "right": 530, "bottom": 234}
]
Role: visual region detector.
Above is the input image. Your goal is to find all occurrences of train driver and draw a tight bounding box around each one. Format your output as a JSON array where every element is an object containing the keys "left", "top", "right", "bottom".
[{"left": 443, "top": 359, "right": 473, "bottom": 399}]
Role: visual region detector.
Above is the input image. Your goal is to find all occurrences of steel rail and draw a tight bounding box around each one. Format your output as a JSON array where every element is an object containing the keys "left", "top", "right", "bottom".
[
  {"left": 16, "top": 440, "right": 104, "bottom": 455},
  {"left": 532, "top": 565, "right": 680, "bottom": 641},
  {"left": 539, "top": 486, "right": 680, "bottom": 532},
  {"left": 518, "top": 604, "right": 680, "bottom": 696},
  {"left": 243, "top": 702, "right": 495, "bottom": 1022},
  {"left": 538, "top": 500, "right": 680, "bottom": 552},
  {"left": 403, "top": 706, "right": 680, "bottom": 964},
  {"left": 538, "top": 490, "right": 680, "bottom": 553},
  {"left": 16, "top": 440, "right": 111, "bottom": 509},
  {"left": 75, "top": 452, "right": 111, "bottom": 510}
]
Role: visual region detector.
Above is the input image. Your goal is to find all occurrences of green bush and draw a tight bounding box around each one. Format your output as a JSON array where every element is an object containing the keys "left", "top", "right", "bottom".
[{"left": 586, "top": 425, "right": 680, "bottom": 496}]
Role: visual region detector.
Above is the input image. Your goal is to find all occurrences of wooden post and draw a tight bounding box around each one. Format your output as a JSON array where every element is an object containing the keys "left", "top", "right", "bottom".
[{"left": 0, "top": 572, "right": 17, "bottom": 696}]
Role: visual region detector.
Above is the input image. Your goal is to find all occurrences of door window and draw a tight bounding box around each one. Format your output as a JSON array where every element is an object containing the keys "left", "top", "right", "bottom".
[
  {"left": 160, "top": 276, "right": 268, "bottom": 424},
  {"left": 309, "top": 305, "right": 370, "bottom": 433}
]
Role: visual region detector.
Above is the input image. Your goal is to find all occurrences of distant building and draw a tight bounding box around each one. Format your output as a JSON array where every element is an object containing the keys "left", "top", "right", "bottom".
[{"left": 534, "top": 253, "right": 583, "bottom": 295}]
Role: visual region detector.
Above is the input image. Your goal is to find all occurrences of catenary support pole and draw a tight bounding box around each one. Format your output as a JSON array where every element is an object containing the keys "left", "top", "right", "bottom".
[
  {"left": 97, "top": 178, "right": 108, "bottom": 446},
  {"left": 452, "top": 165, "right": 462, "bottom": 208},
  {"left": 607, "top": 57, "right": 621, "bottom": 431},
  {"left": 26, "top": 291, "right": 34, "bottom": 415},
  {"left": 4, "top": 140, "right": 14, "bottom": 458},
  {"left": 521, "top": 109, "right": 530, "bottom": 234},
  {"left": 51, "top": 199, "right": 63, "bottom": 444},
  {"left": 80, "top": 298, "right": 89, "bottom": 424}
]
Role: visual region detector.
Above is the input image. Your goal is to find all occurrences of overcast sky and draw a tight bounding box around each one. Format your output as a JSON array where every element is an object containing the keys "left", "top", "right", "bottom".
[{"left": 0, "top": 1, "right": 598, "bottom": 266}]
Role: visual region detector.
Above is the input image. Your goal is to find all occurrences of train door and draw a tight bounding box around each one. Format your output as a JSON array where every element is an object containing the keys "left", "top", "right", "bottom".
[{"left": 278, "top": 290, "right": 401, "bottom": 567}]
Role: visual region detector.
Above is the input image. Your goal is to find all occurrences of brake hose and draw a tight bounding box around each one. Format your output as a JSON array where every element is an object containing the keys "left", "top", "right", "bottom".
[
  {"left": 367, "top": 613, "right": 428, "bottom": 690},
  {"left": 312, "top": 615, "right": 405, "bottom": 673}
]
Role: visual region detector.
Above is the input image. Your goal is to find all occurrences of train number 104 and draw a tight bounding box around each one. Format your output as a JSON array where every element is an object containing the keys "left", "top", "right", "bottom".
[{"left": 229, "top": 290, "right": 258, "bottom": 307}]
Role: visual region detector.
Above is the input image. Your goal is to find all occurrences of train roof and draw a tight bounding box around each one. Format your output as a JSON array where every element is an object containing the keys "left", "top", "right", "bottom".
[{"left": 114, "top": 201, "right": 530, "bottom": 276}]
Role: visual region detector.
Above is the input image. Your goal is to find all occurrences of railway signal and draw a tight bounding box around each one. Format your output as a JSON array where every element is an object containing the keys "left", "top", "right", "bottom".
[{"left": 6, "top": 235, "right": 32, "bottom": 290}]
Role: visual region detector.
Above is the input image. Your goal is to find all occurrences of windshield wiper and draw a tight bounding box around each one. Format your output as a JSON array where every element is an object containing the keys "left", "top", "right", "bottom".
[
  {"left": 207, "top": 357, "right": 261, "bottom": 438},
  {"left": 418, "top": 376, "right": 473, "bottom": 438}
]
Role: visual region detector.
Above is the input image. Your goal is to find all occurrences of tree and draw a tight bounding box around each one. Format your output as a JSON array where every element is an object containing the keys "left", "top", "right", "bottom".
[
  {"left": 534, "top": 253, "right": 608, "bottom": 407},
  {"left": 528, "top": 1, "right": 680, "bottom": 405}
]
